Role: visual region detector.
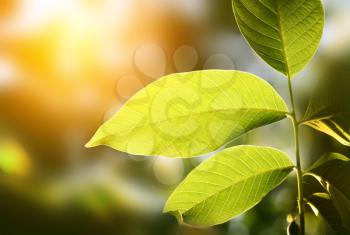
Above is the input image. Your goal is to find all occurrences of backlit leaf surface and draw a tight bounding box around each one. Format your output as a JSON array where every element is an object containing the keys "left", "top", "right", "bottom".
[
  {"left": 86, "top": 70, "right": 288, "bottom": 158},
  {"left": 164, "top": 145, "right": 294, "bottom": 225},
  {"left": 232, "top": 0, "right": 324, "bottom": 77}
]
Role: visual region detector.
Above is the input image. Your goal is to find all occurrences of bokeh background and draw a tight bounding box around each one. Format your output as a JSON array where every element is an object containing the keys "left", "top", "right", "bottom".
[{"left": 0, "top": 0, "right": 350, "bottom": 234}]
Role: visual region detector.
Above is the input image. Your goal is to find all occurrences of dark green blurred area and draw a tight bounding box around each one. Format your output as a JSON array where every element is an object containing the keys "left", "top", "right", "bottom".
[{"left": 1, "top": 0, "right": 350, "bottom": 234}]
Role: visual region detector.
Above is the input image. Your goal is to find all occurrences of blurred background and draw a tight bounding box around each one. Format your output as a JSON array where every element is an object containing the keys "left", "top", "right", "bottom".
[{"left": 0, "top": 0, "right": 349, "bottom": 234}]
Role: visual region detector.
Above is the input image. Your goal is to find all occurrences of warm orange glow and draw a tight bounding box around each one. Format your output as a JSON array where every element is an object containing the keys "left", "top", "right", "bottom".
[{"left": 0, "top": 1, "right": 194, "bottom": 167}]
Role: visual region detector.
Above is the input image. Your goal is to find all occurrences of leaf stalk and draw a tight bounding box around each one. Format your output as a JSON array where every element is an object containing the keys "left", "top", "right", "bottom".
[{"left": 288, "top": 76, "right": 305, "bottom": 235}]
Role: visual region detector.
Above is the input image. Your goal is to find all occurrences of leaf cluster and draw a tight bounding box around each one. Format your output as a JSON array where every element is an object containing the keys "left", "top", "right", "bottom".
[{"left": 86, "top": 0, "right": 350, "bottom": 233}]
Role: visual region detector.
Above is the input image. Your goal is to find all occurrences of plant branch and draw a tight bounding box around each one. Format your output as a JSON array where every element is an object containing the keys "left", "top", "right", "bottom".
[{"left": 287, "top": 76, "right": 305, "bottom": 235}]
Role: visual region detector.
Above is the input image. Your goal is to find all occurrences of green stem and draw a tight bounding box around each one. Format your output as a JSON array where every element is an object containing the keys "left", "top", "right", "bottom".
[{"left": 287, "top": 76, "right": 305, "bottom": 235}]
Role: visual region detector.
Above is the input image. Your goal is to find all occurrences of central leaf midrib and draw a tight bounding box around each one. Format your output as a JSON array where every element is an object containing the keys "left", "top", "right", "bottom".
[
  {"left": 275, "top": 0, "right": 291, "bottom": 76},
  {"left": 150, "top": 107, "right": 287, "bottom": 125}
]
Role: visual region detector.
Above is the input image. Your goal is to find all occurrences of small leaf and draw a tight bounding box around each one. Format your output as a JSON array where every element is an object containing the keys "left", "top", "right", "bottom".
[
  {"left": 306, "top": 153, "right": 350, "bottom": 232},
  {"left": 164, "top": 145, "right": 294, "bottom": 226},
  {"left": 231, "top": 0, "right": 324, "bottom": 77},
  {"left": 307, "top": 153, "right": 349, "bottom": 172},
  {"left": 303, "top": 116, "right": 350, "bottom": 146},
  {"left": 86, "top": 70, "right": 288, "bottom": 158},
  {"left": 307, "top": 194, "right": 349, "bottom": 235},
  {"left": 302, "top": 56, "right": 350, "bottom": 146}
]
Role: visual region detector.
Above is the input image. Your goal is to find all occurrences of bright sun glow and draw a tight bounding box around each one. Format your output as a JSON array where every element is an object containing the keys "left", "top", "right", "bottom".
[{"left": 2, "top": 0, "right": 134, "bottom": 80}]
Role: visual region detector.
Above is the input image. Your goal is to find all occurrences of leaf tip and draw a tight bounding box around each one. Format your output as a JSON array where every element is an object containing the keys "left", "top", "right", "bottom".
[
  {"left": 84, "top": 140, "right": 94, "bottom": 148},
  {"left": 84, "top": 134, "right": 102, "bottom": 148}
]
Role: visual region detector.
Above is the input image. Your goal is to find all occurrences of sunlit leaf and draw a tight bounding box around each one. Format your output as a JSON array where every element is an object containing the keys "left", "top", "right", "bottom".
[
  {"left": 306, "top": 153, "right": 350, "bottom": 232},
  {"left": 164, "top": 145, "right": 294, "bottom": 225},
  {"left": 303, "top": 116, "right": 350, "bottom": 146},
  {"left": 86, "top": 70, "right": 288, "bottom": 158},
  {"left": 232, "top": 0, "right": 324, "bottom": 77}
]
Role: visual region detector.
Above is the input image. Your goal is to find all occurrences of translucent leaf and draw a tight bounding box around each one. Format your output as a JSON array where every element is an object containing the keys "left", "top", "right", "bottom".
[
  {"left": 303, "top": 116, "right": 350, "bottom": 146},
  {"left": 86, "top": 70, "right": 288, "bottom": 158},
  {"left": 164, "top": 145, "right": 294, "bottom": 225},
  {"left": 232, "top": 0, "right": 324, "bottom": 77},
  {"left": 306, "top": 153, "right": 350, "bottom": 232}
]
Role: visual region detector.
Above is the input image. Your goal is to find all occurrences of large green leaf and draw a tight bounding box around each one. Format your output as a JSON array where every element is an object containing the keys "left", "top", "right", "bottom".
[
  {"left": 306, "top": 153, "right": 350, "bottom": 232},
  {"left": 232, "top": 0, "right": 324, "bottom": 77},
  {"left": 164, "top": 145, "right": 294, "bottom": 226},
  {"left": 86, "top": 70, "right": 288, "bottom": 158}
]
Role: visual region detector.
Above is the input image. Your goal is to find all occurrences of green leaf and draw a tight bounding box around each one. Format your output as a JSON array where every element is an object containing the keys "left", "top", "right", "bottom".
[
  {"left": 303, "top": 90, "right": 350, "bottom": 146},
  {"left": 303, "top": 115, "right": 350, "bottom": 146},
  {"left": 164, "top": 145, "right": 294, "bottom": 226},
  {"left": 86, "top": 70, "right": 288, "bottom": 158},
  {"left": 306, "top": 153, "right": 350, "bottom": 232},
  {"left": 231, "top": 0, "right": 324, "bottom": 77},
  {"left": 302, "top": 56, "right": 350, "bottom": 146},
  {"left": 307, "top": 153, "right": 349, "bottom": 173},
  {"left": 307, "top": 193, "right": 349, "bottom": 235}
]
